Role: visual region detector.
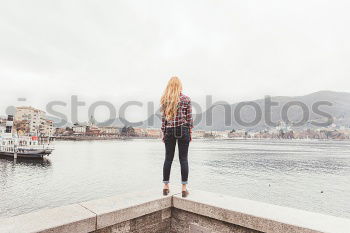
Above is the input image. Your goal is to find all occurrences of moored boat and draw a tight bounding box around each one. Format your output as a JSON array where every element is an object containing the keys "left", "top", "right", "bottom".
[
  {"left": 0, "top": 115, "right": 54, "bottom": 159},
  {"left": 0, "top": 135, "right": 54, "bottom": 158}
]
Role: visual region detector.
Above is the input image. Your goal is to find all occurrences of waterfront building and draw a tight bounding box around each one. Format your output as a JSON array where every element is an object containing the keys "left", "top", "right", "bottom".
[
  {"left": 43, "top": 119, "right": 55, "bottom": 137},
  {"left": 133, "top": 128, "right": 147, "bottom": 137},
  {"left": 54, "top": 128, "right": 66, "bottom": 136},
  {"left": 99, "top": 126, "right": 119, "bottom": 135},
  {"left": 0, "top": 125, "right": 5, "bottom": 134},
  {"left": 228, "top": 131, "right": 246, "bottom": 139},
  {"left": 14, "top": 106, "right": 53, "bottom": 137},
  {"left": 0, "top": 118, "right": 6, "bottom": 134},
  {"left": 86, "top": 125, "right": 100, "bottom": 136},
  {"left": 14, "top": 120, "right": 30, "bottom": 135},
  {"left": 72, "top": 124, "right": 87, "bottom": 135},
  {"left": 145, "top": 128, "right": 162, "bottom": 138},
  {"left": 15, "top": 106, "right": 45, "bottom": 135},
  {"left": 209, "top": 130, "right": 230, "bottom": 138}
]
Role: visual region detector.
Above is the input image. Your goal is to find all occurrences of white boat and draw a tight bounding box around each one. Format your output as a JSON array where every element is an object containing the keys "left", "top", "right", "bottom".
[
  {"left": 0, "top": 135, "right": 54, "bottom": 159},
  {"left": 0, "top": 115, "right": 54, "bottom": 159}
]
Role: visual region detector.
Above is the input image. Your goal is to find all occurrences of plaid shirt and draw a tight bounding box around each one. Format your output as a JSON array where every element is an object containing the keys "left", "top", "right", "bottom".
[{"left": 161, "top": 93, "right": 193, "bottom": 133}]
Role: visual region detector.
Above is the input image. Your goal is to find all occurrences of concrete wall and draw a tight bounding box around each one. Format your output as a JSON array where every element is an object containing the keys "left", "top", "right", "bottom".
[
  {"left": 1, "top": 190, "right": 350, "bottom": 233},
  {"left": 171, "top": 208, "right": 262, "bottom": 233},
  {"left": 94, "top": 209, "right": 171, "bottom": 233}
]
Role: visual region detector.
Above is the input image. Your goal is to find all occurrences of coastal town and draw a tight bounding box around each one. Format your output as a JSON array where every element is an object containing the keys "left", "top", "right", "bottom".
[{"left": 1, "top": 106, "right": 350, "bottom": 140}]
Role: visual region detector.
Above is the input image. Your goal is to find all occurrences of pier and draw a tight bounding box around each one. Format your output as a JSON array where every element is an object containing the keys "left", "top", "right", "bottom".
[{"left": 0, "top": 190, "right": 349, "bottom": 233}]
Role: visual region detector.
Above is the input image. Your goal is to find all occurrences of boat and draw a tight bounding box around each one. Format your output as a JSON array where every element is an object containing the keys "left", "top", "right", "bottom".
[
  {"left": 0, "top": 115, "right": 54, "bottom": 159},
  {"left": 0, "top": 135, "right": 54, "bottom": 159}
]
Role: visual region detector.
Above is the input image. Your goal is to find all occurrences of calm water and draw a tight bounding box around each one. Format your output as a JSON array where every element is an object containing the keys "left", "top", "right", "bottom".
[{"left": 1, "top": 139, "right": 350, "bottom": 219}]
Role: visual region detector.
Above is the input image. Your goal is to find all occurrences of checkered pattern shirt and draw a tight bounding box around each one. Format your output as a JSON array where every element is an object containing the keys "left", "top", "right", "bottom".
[{"left": 161, "top": 93, "right": 193, "bottom": 133}]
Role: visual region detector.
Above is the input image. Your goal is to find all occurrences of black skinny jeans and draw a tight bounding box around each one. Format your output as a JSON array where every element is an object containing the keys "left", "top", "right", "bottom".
[{"left": 163, "top": 125, "right": 190, "bottom": 184}]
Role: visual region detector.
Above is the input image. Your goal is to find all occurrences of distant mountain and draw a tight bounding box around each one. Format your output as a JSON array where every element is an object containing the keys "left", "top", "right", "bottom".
[{"left": 141, "top": 90, "right": 350, "bottom": 131}]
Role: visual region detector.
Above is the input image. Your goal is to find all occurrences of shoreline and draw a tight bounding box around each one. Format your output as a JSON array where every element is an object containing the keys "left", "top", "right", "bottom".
[{"left": 54, "top": 136, "right": 350, "bottom": 142}]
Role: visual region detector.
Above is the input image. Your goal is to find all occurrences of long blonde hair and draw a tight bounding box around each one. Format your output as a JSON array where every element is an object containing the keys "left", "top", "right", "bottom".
[{"left": 160, "top": 76, "right": 182, "bottom": 121}]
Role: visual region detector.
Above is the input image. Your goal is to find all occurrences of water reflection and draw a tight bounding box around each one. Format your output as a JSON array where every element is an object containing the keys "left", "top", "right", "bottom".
[
  {"left": 0, "top": 156, "right": 52, "bottom": 167},
  {"left": 0, "top": 157, "right": 52, "bottom": 188}
]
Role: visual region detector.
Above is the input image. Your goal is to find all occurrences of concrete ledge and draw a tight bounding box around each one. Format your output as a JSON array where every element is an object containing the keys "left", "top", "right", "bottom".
[
  {"left": 173, "top": 190, "right": 350, "bottom": 233},
  {"left": 80, "top": 189, "right": 174, "bottom": 230},
  {"left": 1, "top": 189, "right": 349, "bottom": 233},
  {"left": 0, "top": 204, "right": 96, "bottom": 233}
]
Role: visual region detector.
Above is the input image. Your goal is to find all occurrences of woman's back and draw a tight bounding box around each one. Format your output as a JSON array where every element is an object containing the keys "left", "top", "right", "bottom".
[{"left": 161, "top": 92, "right": 193, "bottom": 133}]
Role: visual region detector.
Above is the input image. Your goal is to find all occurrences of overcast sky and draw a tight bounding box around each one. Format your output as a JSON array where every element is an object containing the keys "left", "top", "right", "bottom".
[{"left": 0, "top": 0, "right": 349, "bottom": 122}]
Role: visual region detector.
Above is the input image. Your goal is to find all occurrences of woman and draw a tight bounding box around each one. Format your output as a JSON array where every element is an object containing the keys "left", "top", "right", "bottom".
[{"left": 160, "top": 76, "right": 193, "bottom": 198}]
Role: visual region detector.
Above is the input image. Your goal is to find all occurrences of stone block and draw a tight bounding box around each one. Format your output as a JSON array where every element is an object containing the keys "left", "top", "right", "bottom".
[
  {"left": 80, "top": 190, "right": 173, "bottom": 230},
  {"left": 172, "top": 190, "right": 350, "bottom": 233},
  {"left": 0, "top": 204, "right": 96, "bottom": 233}
]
